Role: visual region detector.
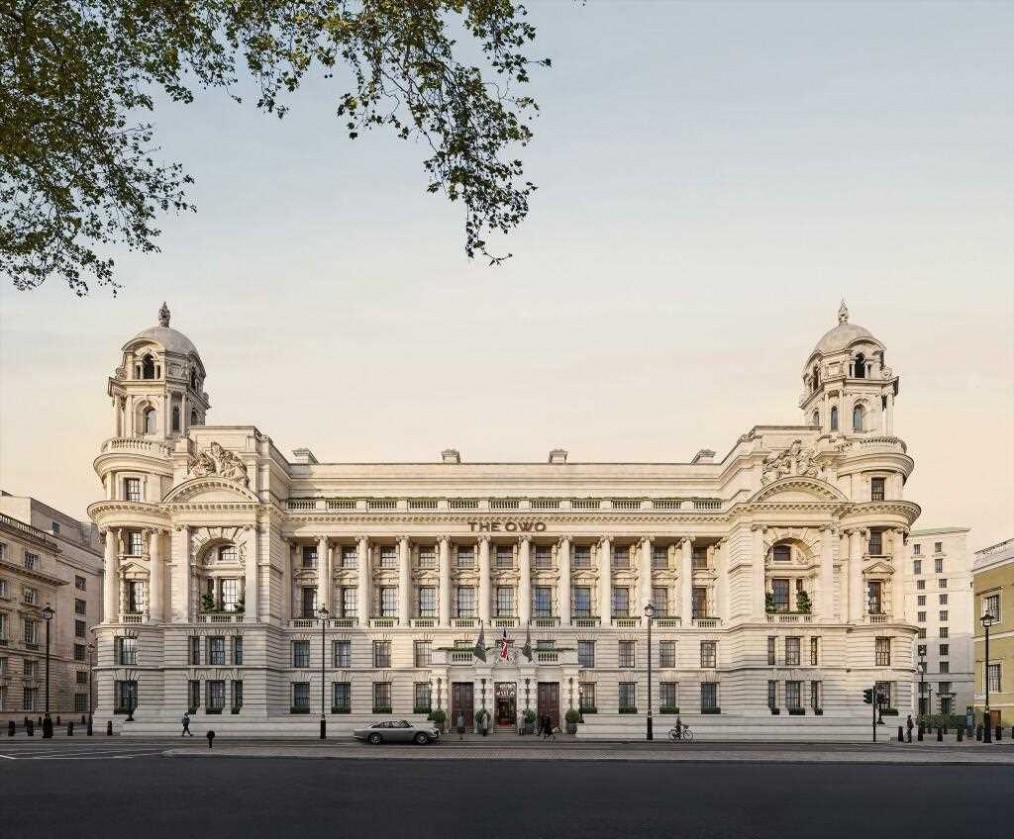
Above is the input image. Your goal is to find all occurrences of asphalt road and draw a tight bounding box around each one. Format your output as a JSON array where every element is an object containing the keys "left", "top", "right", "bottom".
[{"left": 3, "top": 755, "right": 1010, "bottom": 839}]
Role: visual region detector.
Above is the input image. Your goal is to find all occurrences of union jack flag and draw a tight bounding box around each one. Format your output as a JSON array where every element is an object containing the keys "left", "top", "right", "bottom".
[{"left": 499, "top": 628, "right": 511, "bottom": 661}]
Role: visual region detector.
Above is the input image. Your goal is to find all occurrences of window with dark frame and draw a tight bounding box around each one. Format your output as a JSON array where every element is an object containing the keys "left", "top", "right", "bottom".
[
  {"left": 333, "top": 640, "right": 351, "bottom": 668},
  {"left": 292, "top": 640, "right": 310, "bottom": 668},
  {"left": 373, "top": 640, "right": 391, "bottom": 668},
  {"left": 618, "top": 640, "right": 636, "bottom": 668},
  {"left": 700, "top": 640, "right": 717, "bottom": 668}
]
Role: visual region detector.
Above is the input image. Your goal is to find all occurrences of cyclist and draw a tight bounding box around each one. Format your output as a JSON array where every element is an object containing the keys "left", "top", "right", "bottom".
[{"left": 674, "top": 714, "right": 683, "bottom": 739}]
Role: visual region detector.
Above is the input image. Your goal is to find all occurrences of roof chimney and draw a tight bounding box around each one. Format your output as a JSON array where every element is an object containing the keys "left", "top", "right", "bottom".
[
  {"left": 293, "top": 448, "right": 318, "bottom": 465},
  {"left": 691, "top": 449, "right": 716, "bottom": 465},
  {"left": 441, "top": 449, "right": 461, "bottom": 464},
  {"left": 548, "top": 448, "right": 568, "bottom": 464}
]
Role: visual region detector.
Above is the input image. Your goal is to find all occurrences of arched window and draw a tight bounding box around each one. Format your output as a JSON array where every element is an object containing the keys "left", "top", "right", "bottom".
[
  {"left": 811, "top": 410, "right": 819, "bottom": 427},
  {"left": 830, "top": 406, "right": 839, "bottom": 431},
  {"left": 171, "top": 406, "right": 181, "bottom": 432},
  {"left": 190, "top": 409, "right": 199, "bottom": 426},
  {"left": 852, "top": 403, "right": 864, "bottom": 432},
  {"left": 854, "top": 353, "right": 866, "bottom": 379},
  {"left": 811, "top": 365, "right": 820, "bottom": 392},
  {"left": 141, "top": 355, "right": 156, "bottom": 380},
  {"left": 144, "top": 407, "right": 157, "bottom": 434}
]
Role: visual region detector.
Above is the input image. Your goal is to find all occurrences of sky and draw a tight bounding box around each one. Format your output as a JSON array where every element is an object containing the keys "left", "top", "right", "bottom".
[{"left": 1, "top": 1, "right": 1012, "bottom": 550}]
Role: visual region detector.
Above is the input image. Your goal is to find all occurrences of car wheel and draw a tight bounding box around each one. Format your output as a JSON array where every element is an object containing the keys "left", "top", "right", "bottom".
[
  {"left": 414, "top": 732, "right": 430, "bottom": 745},
  {"left": 368, "top": 733, "right": 382, "bottom": 745}
]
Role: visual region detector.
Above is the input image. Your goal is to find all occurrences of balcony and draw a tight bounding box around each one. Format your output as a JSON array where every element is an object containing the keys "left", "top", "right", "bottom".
[
  {"left": 330, "top": 617, "right": 357, "bottom": 628},
  {"left": 536, "top": 651, "right": 559, "bottom": 663},
  {"left": 199, "top": 613, "right": 241, "bottom": 624},
  {"left": 450, "top": 651, "right": 473, "bottom": 664},
  {"left": 122, "top": 614, "right": 146, "bottom": 624},
  {"left": 612, "top": 617, "right": 640, "bottom": 628},
  {"left": 411, "top": 618, "right": 437, "bottom": 628},
  {"left": 531, "top": 616, "right": 560, "bottom": 628},
  {"left": 867, "top": 613, "right": 889, "bottom": 624},
  {"left": 101, "top": 437, "right": 172, "bottom": 457},
  {"left": 492, "top": 617, "right": 518, "bottom": 628},
  {"left": 369, "top": 617, "right": 398, "bottom": 627},
  {"left": 692, "top": 617, "right": 722, "bottom": 629},
  {"left": 452, "top": 617, "right": 478, "bottom": 628},
  {"left": 573, "top": 616, "right": 600, "bottom": 627},
  {"left": 655, "top": 617, "right": 682, "bottom": 628},
  {"left": 765, "top": 614, "right": 814, "bottom": 624}
]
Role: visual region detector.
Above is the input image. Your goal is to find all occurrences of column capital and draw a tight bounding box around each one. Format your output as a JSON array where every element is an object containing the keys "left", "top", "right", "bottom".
[
  {"left": 476, "top": 535, "right": 491, "bottom": 545},
  {"left": 317, "top": 535, "right": 329, "bottom": 547},
  {"left": 597, "top": 536, "right": 612, "bottom": 547},
  {"left": 517, "top": 535, "right": 531, "bottom": 545},
  {"left": 397, "top": 535, "right": 411, "bottom": 545},
  {"left": 749, "top": 524, "right": 765, "bottom": 534},
  {"left": 641, "top": 534, "right": 654, "bottom": 545},
  {"left": 356, "top": 535, "right": 370, "bottom": 544},
  {"left": 557, "top": 535, "right": 573, "bottom": 545},
  {"left": 682, "top": 535, "right": 696, "bottom": 545},
  {"left": 436, "top": 535, "right": 452, "bottom": 544}
]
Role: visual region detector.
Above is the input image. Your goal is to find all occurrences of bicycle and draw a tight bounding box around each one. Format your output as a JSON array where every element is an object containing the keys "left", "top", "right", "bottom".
[{"left": 667, "top": 724, "right": 694, "bottom": 743}]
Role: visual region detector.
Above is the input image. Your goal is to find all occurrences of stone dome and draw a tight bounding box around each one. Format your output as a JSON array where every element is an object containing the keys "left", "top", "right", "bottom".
[
  {"left": 812, "top": 301, "right": 880, "bottom": 355},
  {"left": 122, "top": 303, "right": 200, "bottom": 357}
]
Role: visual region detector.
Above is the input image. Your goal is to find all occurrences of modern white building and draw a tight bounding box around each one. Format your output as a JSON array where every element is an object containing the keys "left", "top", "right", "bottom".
[
  {"left": 89, "top": 302, "right": 922, "bottom": 737},
  {"left": 905, "top": 527, "right": 974, "bottom": 719}
]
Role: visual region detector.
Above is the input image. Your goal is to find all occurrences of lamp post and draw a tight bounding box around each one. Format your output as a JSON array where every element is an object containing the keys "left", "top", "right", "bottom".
[
  {"left": 87, "top": 642, "right": 95, "bottom": 736},
  {"left": 42, "top": 604, "right": 55, "bottom": 738},
  {"left": 917, "top": 644, "right": 927, "bottom": 725},
  {"left": 318, "top": 605, "right": 329, "bottom": 740},
  {"left": 981, "top": 611, "right": 995, "bottom": 743},
  {"left": 644, "top": 602, "right": 656, "bottom": 741},
  {"left": 927, "top": 684, "right": 933, "bottom": 729}
]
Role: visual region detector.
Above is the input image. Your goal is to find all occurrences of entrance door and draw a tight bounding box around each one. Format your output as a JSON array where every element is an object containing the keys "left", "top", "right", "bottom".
[
  {"left": 451, "top": 682, "right": 474, "bottom": 730},
  {"left": 537, "top": 682, "right": 560, "bottom": 729},
  {"left": 495, "top": 682, "right": 517, "bottom": 727}
]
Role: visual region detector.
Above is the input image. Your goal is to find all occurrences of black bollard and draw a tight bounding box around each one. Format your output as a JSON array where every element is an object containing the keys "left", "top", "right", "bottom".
[
  {"left": 918, "top": 724, "right": 924, "bottom": 742},
  {"left": 206, "top": 730, "right": 215, "bottom": 750},
  {"left": 936, "top": 727, "right": 943, "bottom": 741},
  {"left": 67, "top": 721, "right": 74, "bottom": 736},
  {"left": 897, "top": 726, "right": 904, "bottom": 742},
  {"left": 56, "top": 715, "right": 61, "bottom": 725},
  {"left": 87, "top": 717, "right": 93, "bottom": 736},
  {"left": 7, "top": 720, "right": 15, "bottom": 737},
  {"left": 957, "top": 727, "right": 963, "bottom": 742},
  {"left": 106, "top": 720, "right": 113, "bottom": 736},
  {"left": 976, "top": 725, "right": 982, "bottom": 741},
  {"left": 26, "top": 720, "right": 34, "bottom": 736},
  {"left": 81, "top": 715, "right": 86, "bottom": 724},
  {"left": 996, "top": 725, "right": 1002, "bottom": 741},
  {"left": 42, "top": 716, "right": 53, "bottom": 739}
]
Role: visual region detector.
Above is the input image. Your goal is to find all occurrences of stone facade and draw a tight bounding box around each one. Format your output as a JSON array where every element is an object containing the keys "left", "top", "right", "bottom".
[
  {"left": 973, "top": 538, "right": 1013, "bottom": 727},
  {"left": 89, "top": 302, "right": 923, "bottom": 735},
  {"left": 0, "top": 494, "right": 104, "bottom": 722}
]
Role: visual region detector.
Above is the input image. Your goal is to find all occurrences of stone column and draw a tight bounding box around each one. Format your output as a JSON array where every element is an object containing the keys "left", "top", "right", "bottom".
[
  {"left": 478, "top": 537, "right": 491, "bottom": 625},
  {"left": 111, "top": 397, "right": 120, "bottom": 437},
  {"left": 357, "top": 536, "right": 371, "bottom": 625},
  {"left": 890, "top": 529, "right": 905, "bottom": 618},
  {"left": 849, "top": 529, "right": 864, "bottom": 622},
  {"left": 715, "top": 539, "right": 729, "bottom": 622},
  {"left": 148, "top": 529, "right": 163, "bottom": 622},
  {"left": 639, "top": 537, "right": 653, "bottom": 625},
  {"left": 245, "top": 526, "right": 259, "bottom": 623},
  {"left": 170, "top": 526, "right": 192, "bottom": 623},
  {"left": 398, "top": 536, "right": 412, "bottom": 625},
  {"left": 819, "top": 526, "right": 834, "bottom": 620},
  {"left": 317, "top": 536, "right": 330, "bottom": 614},
  {"left": 751, "top": 527, "right": 766, "bottom": 619},
  {"left": 681, "top": 536, "right": 694, "bottom": 621},
  {"left": 598, "top": 538, "right": 612, "bottom": 624},
  {"left": 438, "top": 537, "right": 451, "bottom": 627},
  {"left": 103, "top": 529, "right": 118, "bottom": 623},
  {"left": 558, "top": 537, "right": 571, "bottom": 625},
  {"left": 285, "top": 540, "right": 296, "bottom": 623},
  {"left": 838, "top": 530, "right": 850, "bottom": 622},
  {"left": 518, "top": 537, "right": 532, "bottom": 625},
  {"left": 885, "top": 391, "right": 894, "bottom": 435}
]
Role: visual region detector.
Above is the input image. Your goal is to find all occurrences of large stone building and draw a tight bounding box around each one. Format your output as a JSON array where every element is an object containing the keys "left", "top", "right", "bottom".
[
  {"left": 973, "top": 537, "right": 1013, "bottom": 728},
  {"left": 905, "top": 527, "right": 974, "bottom": 720},
  {"left": 89, "top": 302, "right": 923, "bottom": 737},
  {"left": 0, "top": 494, "right": 104, "bottom": 723}
]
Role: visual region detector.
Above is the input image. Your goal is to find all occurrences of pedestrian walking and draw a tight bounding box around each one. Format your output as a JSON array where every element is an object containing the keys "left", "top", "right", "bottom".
[
  {"left": 181, "top": 712, "right": 193, "bottom": 736},
  {"left": 456, "top": 712, "right": 466, "bottom": 741},
  {"left": 906, "top": 715, "right": 914, "bottom": 743},
  {"left": 517, "top": 711, "right": 524, "bottom": 736},
  {"left": 541, "top": 714, "right": 550, "bottom": 740}
]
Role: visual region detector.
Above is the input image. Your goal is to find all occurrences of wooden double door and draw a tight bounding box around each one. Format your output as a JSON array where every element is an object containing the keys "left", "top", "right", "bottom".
[{"left": 537, "top": 682, "right": 560, "bottom": 729}]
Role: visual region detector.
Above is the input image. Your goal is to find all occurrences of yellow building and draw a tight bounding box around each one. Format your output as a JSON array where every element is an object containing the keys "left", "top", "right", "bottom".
[{"left": 973, "top": 538, "right": 1013, "bottom": 728}]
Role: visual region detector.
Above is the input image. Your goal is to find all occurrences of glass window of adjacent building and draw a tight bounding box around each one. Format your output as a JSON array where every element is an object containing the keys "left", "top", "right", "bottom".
[
  {"left": 75, "top": 598, "right": 86, "bottom": 615},
  {"left": 987, "top": 664, "right": 1002, "bottom": 693},
  {"left": 418, "top": 546, "right": 436, "bottom": 569},
  {"left": 373, "top": 640, "right": 391, "bottom": 668},
  {"left": 917, "top": 579, "right": 926, "bottom": 590},
  {"left": 578, "top": 640, "right": 595, "bottom": 668},
  {"left": 339, "top": 587, "right": 357, "bottom": 618},
  {"left": 123, "top": 477, "right": 142, "bottom": 502},
  {"left": 810, "top": 681, "right": 822, "bottom": 711},
  {"left": 611, "top": 587, "right": 629, "bottom": 617},
  {"left": 418, "top": 587, "right": 437, "bottom": 618},
  {"left": 913, "top": 559, "right": 922, "bottom": 574},
  {"left": 983, "top": 593, "right": 1000, "bottom": 620},
  {"left": 292, "top": 682, "right": 310, "bottom": 712},
  {"left": 414, "top": 640, "right": 432, "bottom": 667},
  {"left": 934, "top": 558, "right": 944, "bottom": 573},
  {"left": 379, "top": 587, "right": 397, "bottom": 617},
  {"left": 456, "top": 586, "right": 475, "bottom": 617},
  {"left": 767, "top": 636, "right": 776, "bottom": 666},
  {"left": 868, "top": 530, "right": 883, "bottom": 556},
  {"left": 292, "top": 640, "right": 310, "bottom": 668},
  {"left": 618, "top": 682, "right": 636, "bottom": 711},
  {"left": 301, "top": 546, "right": 318, "bottom": 569},
  {"left": 379, "top": 546, "right": 397, "bottom": 569},
  {"left": 495, "top": 587, "right": 515, "bottom": 617},
  {"left": 652, "top": 546, "right": 668, "bottom": 569},
  {"left": 533, "top": 586, "right": 552, "bottom": 617},
  {"left": 768, "top": 680, "right": 778, "bottom": 710},
  {"left": 341, "top": 545, "right": 358, "bottom": 568},
  {"left": 572, "top": 587, "right": 591, "bottom": 617},
  {"left": 612, "top": 546, "right": 630, "bottom": 570},
  {"left": 75, "top": 619, "right": 86, "bottom": 638},
  {"left": 127, "top": 531, "right": 144, "bottom": 555},
  {"left": 618, "top": 640, "right": 635, "bottom": 668},
  {"left": 333, "top": 640, "right": 351, "bottom": 668},
  {"left": 332, "top": 682, "right": 351, "bottom": 712},
  {"left": 220, "top": 579, "right": 240, "bottom": 612},
  {"left": 700, "top": 682, "right": 718, "bottom": 712},
  {"left": 373, "top": 682, "right": 392, "bottom": 712},
  {"left": 939, "top": 626, "right": 948, "bottom": 638},
  {"left": 700, "top": 640, "right": 717, "bottom": 668},
  {"left": 810, "top": 636, "right": 820, "bottom": 666},
  {"left": 867, "top": 581, "right": 883, "bottom": 614},
  {"left": 785, "top": 637, "right": 801, "bottom": 666},
  {"left": 495, "top": 545, "right": 513, "bottom": 570},
  {"left": 115, "top": 680, "right": 137, "bottom": 713},
  {"left": 231, "top": 680, "right": 243, "bottom": 710},
  {"left": 534, "top": 545, "right": 552, "bottom": 570},
  {"left": 934, "top": 542, "right": 943, "bottom": 553},
  {"left": 659, "top": 640, "right": 676, "bottom": 668},
  {"left": 692, "top": 587, "right": 708, "bottom": 619},
  {"left": 870, "top": 477, "right": 885, "bottom": 501},
  {"left": 300, "top": 587, "right": 317, "bottom": 618}
]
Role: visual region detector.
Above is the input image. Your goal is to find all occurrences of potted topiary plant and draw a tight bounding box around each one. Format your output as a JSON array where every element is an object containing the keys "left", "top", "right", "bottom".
[
  {"left": 429, "top": 709, "right": 447, "bottom": 733},
  {"left": 523, "top": 708, "right": 537, "bottom": 735},
  {"left": 765, "top": 592, "right": 776, "bottom": 613},
  {"left": 200, "top": 591, "right": 216, "bottom": 614},
  {"left": 475, "top": 708, "right": 490, "bottom": 736},
  {"left": 565, "top": 708, "right": 580, "bottom": 734},
  {"left": 796, "top": 590, "right": 812, "bottom": 614}
]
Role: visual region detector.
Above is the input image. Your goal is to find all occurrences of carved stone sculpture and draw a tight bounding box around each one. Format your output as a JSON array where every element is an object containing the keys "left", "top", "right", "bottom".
[
  {"left": 186, "top": 441, "right": 249, "bottom": 486},
  {"left": 761, "top": 439, "right": 825, "bottom": 484}
]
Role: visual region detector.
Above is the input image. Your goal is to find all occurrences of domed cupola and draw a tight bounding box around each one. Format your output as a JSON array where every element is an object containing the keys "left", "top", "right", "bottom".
[
  {"left": 107, "top": 303, "right": 211, "bottom": 439},
  {"left": 800, "top": 301, "right": 899, "bottom": 437}
]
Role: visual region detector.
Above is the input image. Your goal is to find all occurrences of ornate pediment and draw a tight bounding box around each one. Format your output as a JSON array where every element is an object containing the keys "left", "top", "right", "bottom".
[
  {"left": 163, "top": 476, "right": 259, "bottom": 505},
  {"left": 750, "top": 476, "right": 847, "bottom": 505},
  {"left": 186, "top": 441, "right": 249, "bottom": 487},
  {"left": 761, "top": 440, "right": 828, "bottom": 485},
  {"left": 863, "top": 560, "right": 896, "bottom": 575}
]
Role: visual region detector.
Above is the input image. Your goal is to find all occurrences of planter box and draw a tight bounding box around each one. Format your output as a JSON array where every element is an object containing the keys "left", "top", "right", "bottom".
[
  {"left": 659, "top": 707, "right": 681, "bottom": 715},
  {"left": 788, "top": 708, "right": 805, "bottom": 716},
  {"left": 413, "top": 707, "right": 432, "bottom": 715},
  {"left": 566, "top": 723, "right": 578, "bottom": 734},
  {"left": 881, "top": 708, "right": 899, "bottom": 716},
  {"left": 290, "top": 707, "right": 310, "bottom": 714},
  {"left": 230, "top": 708, "right": 241, "bottom": 715},
  {"left": 701, "top": 707, "right": 721, "bottom": 714},
  {"left": 331, "top": 707, "right": 351, "bottom": 714},
  {"left": 815, "top": 709, "right": 824, "bottom": 715},
  {"left": 372, "top": 707, "right": 392, "bottom": 714},
  {"left": 618, "top": 707, "right": 638, "bottom": 714},
  {"left": 579, "top": 707, "right": 597, "bottom": 715},
  {"left": 205, "top": 708, "right": 223, "bottom": 715}
]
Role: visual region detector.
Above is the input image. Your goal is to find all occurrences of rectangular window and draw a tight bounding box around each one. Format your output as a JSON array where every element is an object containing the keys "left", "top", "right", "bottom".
[
  {"left": 456, "top": 586, "right": 476, "bottom": 618},
  {"left": 24, "top": 659, "right": 38, "bottom": 678},
  {"left": 917, "top": 611, "right": 926, "bottom": 622},
  {"left": 867, "top": 580, "right": 883, "bottom": 614},
  {"left": 692, "top": 546, "right": 708, "bottom": 570},
  {"left": 124, "top": 478, "right": 142, "bottom": 502},
  {"left": 208, "top": 636, "right": 225, "bottom": 666},
  {"left": 189, "top": 636, "right": 201, "bottom": 665},
  {"left": 612, "top": 546, "right": 630, "bottom": 570},
  {"left": 302, "top": 546, "right": 318, "bottom": 569},
  {"left": 578, "top": 641, "right": 595, "bottom": 668},
  {"left": 700, "top": 682, "right": 718, "bottom": 712},
  {"left": 417, "top": 587, "right": 437, "bottom": 618},
  {"left": 73, "top": 693, "right": 87, "bottom": 713},
  {"left": 456, "top": 546, "right": 475, "bottom": 569},
  {"left": 810, "top": 636, "right": 820, "bottom": 666},
  {"left": 126, "top": 580, "right": 146, "bottom": 614},
  {"left": 116, "top": 636, "right": 137, "bottom": 666},
  {"left": 875, "top": 681, "right": 892, "bottom": 708},
  {"left": 618, "top": 682, "right": 636, "bottom": 711},
  {"left": 206, "top": 680, "right": 225, "bottom": 712},
  {"left": 652, "top": 546, "right": 668, "bottom": 569},
  {"left": 918, "top": 595, "right": 926, "bottom": 606},
  {"left": 76, "top": 670, "right": 89, "bottom": 685},
  {"left": 414, "top": 640, "right": 432, "bottom": 668},
  {"left": 114, "top": 680, "right": 137, "bottom": 713},
  {"left": 939, "top": 644, "right": 949, "bottom": 656},
  {"left": 414, "top": 682, "right": 432, "bottom": 712},
  {"left": 811, "top": 681, "right": 822, "bottom": 710},
  {"left": 380, "top": 587, "right": 397, "bottom": 617},
  {"left": 939, "top": 681, "right": 951, "bottom": 695},
  {"left": 233, "top": 636, "right": 244, "bottom": 666},
  {"left": 496, "top": 586, "right": 515, "bottom": 617},
  {"left": 534, "top": 546, "right": 553, "bottom": 570},
  {"left": 692, "top": 587, "right": 708, "bottom": 619},
  {"left": 127, "top": 531, "right": 144, "bottom": 556},
  {"left": 939, "top": 610, "right": 948, "bottom": 622},
  {"left": 618, "top": 640, "right": 636, "bottom": 668},
  {"left": 700, "top": 640, "right": 717, "bottom": 668},
  {"left": 785, "top": 637, "right": 801, "bottom": 666},
  {"left": 660, "top": 682, "right": 678, "bottom": 710},
  {"left": 291, "top": 682, "right": 310, "bottom": 712},
  {"left": 373, "top": 682, "right": 392, "bottom": 712},
  {"left": 417, "top": 546, "right": 436, "bottom": 569},
  {"left": 495, "top": 545, "right": 513, "bottom": 569},
  {"left": 934, "top": 542, "right": 943, "bottom": 553},
  {"left": 333, "top": 640, "right": 351, "bottom": 668},
  {"left": 767, "top": 636, "right": 776, "bottom": 666},
  {"left": 373, "top": 640, "right": 392, "bottom": 668},
  {"left": 380, "top": 546, "right": 397, "bottom": 569},
  {"left": 939, "top": 578, "right": 948, "bottom": 589},
  {"left": 292, "top": 640, "right": 310, "bottom": 668},
  {"left": 220, "top": 579, "right": 240, "bottom": 612},
  {"left": 934, "top": 558, "right": 943, "bottom": 574},
  {"left": 913, "top": 543, "right": 921, "bottom": 555},
  {"left": 913, "top": 560, "right": 922, "bottom": 575},
  {"left": 73, "top": 643, "right": 86, "bottom": 662},
  {"left": 785, "top": 681, "right": 801, "bottom": 710},
  {"left": 611, "top": 587, "right": 629, "bottom": 617},
  {"left": 983, "top": 593, "right": 1001, "bottom": 621},
  {"left": 0, "top": 578, "right": 7, "bottom": 600},
  {"left": 23, "top": 587, "right": 37, "bottom": 606},
  {"left": 868, "top": 531, "right": 883, "bottom": 556},
  {"left": 870, "top": 477, "right": 885, "bottom": 501},
  {"left": 75, "top": 598, "right": 87, "bottom": 615},
  {"left": 939, "top": 594, "right": 948, "bottom": 605},
  {"left": 340, "top": 587, "right": 357, "bottom": 618},
  {"left": 917, "top": 579, "right": 926, "bottom": 590},
  {"left": 231, "top": 680, "right": 243, "bottom": 710},
  {"left": 572, "top": 587, "right": 592, "bottom": 618},
  {"left": 875, "top": 637, "right": 891, "bottom": 666},
  {"left": 768, "top": 680, "right": 778, "bottom": 709},
  {"left": 533, "top": 586, "right": 552, "bottom": 617},
  {"left": 24, "top": 553, "right": 39, "bottom": 571},
  {"left": 772, "top": 579, "right": 790, "bottom": 612},
  {"left": 652, "top": 587, "right": 669, "bottom": 616},
  {"left": 75, "top": 619, "right": 86, "bottom": 638},
  {"left": 772, "top": 545, "right": 791, "bottom": 563},
  {"left": 572, "top": 545, "right": 591, "bottom": 569},
  {"left": 332, "top": 682, "right": 351, "bottom": 712},
  {"left": 23, "top": 618, "right": 39, "bottom": 645},
  {"left": 23, "top": 686, "right": 37, "bottom": 711},
  {"left": 987, "top": 664, "right": 1001, "bottom": 693},
  {"left": 659, "top": 640, "right": 676, "bottom": 668},
  {"left": 580, "top": 682, "right": 596, "bottom": 711},
  {"left": 186, "top": 680, "right": 200, "bottom": 712},
  {"left": 939, "top": 662, "right": 949, "bottom": 674},
  {"left": 341, "top": 545, "right": 358, "bottom": 568},
  {"left": 301, "top": 587, "right": 317, "bottom": 618},
  {"left": 939, "top": 626, "right": 949, "bottom": 638}
]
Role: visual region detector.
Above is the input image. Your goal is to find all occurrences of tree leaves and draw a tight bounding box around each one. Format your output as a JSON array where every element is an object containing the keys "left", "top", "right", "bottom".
[{"left": 0, "top": 1, "right": 549, "bottom": 294}]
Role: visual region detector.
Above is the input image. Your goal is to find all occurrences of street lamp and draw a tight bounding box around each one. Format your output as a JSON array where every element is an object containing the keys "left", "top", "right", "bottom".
[
  {"left": 318, "top": 605, "right": 329, "bottom": 740},
  {"left": 644, "top": 602, "right": 656, "bottom": 741},
  {"left": 87, "top": 642, "right": 95, "bottom": 736},
  {"left": 917, "top": 644, "right": 927, "bottom": 725},
  {"left": 42, "top": 604, "right": 55, "bottom": 738},
  {"left": 981, "top": 611, "right": 996, "bottom": 743}
]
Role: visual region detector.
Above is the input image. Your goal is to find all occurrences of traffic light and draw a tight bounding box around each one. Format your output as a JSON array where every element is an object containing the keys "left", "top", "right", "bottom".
[{"left": 863, "top": 689, "right": 874, "bottom": 704}]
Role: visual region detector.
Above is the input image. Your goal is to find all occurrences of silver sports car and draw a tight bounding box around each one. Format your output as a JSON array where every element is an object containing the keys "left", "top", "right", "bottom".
[{"left": 352, "top": 720, "right": 440, "bottom": 745}]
